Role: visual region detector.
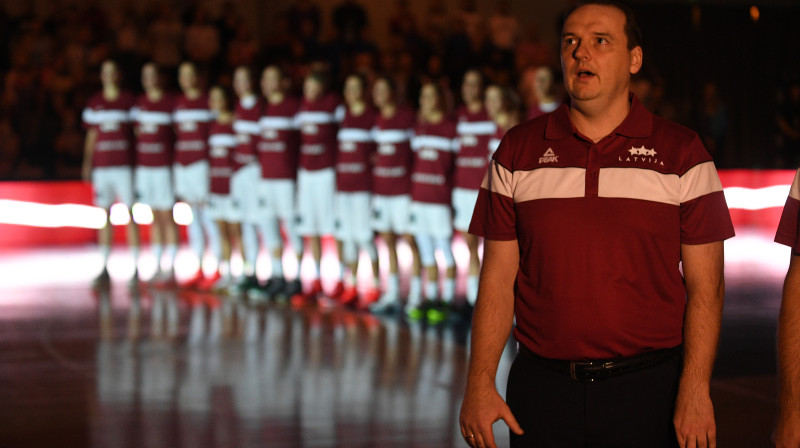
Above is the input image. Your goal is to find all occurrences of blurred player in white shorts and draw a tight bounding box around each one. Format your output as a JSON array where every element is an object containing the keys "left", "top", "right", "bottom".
[
  {"left": 206, "top": 86, "right": 241, "bottom": 291},
  {"left": 173, "top": 61, "right": 220, "bottom": 288},
  {"left": 230, "top": 66, "right": 264, "bottom": 293},
  {"left": 132, "top": 62, "right": 178, "bottom": 284},
  {"left": 82, "top": 60, "right": 140, "bottom": 285},
  {"left": 368, "top": 76, "right": 418, "bottom": 313},
  {"left": 251, "top": 65, "right": 304, "bottom": 301},
  {"left": 333, "top": 73, "right": 381, "bottom": 307}
]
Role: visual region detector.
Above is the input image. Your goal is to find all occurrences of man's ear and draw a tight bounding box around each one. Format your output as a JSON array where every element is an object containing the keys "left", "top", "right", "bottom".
[{"left": 630, "top": 46, "right": 643, "bottom": 75}]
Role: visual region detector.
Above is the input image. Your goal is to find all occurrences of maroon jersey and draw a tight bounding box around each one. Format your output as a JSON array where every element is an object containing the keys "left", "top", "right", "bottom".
[
  {"left": 173, "top": 93, "right": 212, "bottom": 165},
  {"left": 257, "top": 95, "right": 301, "bottom": 180},
  {"left": 454, "top": 106, "right": 496, "bottom": 190},
  {"left": 208, "top": 122, "right": 236, "bottom": 195},
  {"left": 372, "top": 107, "right": 415, "bottom": 196},
  {"left": 232, "top": 95, "right": 262, "bottom": 171},
  {"left": 132, "top": 93, "right": 175, "bottom": 167},
  {"left": 296, "top": 93, "right": 342, "bottom": 171},
  {"left": 82, "top": 91, "right": 136, "bottom": 168},
  {"left": 336, "top": 106, "right": 377, "bottom": 192},
  {"left": 411, "top": 118, "right": 458, "bottom": 205},
  {"left": 470, "top": 96, "right": 735, "bottom": 360}
]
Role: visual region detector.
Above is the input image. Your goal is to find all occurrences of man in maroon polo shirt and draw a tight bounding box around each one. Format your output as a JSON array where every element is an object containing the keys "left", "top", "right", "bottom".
[
  {"left": 459, "top": 2, "right": 734, "bottom": 447},
  {"left": 773, "top": 169, "right": 800, "bottom": 448}
]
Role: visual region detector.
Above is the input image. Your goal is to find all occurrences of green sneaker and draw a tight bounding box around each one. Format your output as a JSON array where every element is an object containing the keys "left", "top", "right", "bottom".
[{"left": 426, "top": 301, "right": 449, "bottom": 323}]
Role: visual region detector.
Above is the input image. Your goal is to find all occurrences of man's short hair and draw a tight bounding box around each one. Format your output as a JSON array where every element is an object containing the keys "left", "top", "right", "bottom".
[{"left": 563, "top": 0, "right": 643, "bottom": 50}]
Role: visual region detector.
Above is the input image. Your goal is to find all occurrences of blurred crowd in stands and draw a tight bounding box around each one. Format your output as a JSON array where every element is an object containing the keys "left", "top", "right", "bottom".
[{"left": 1, "top": 0, "right": 799, "bottom": 179}]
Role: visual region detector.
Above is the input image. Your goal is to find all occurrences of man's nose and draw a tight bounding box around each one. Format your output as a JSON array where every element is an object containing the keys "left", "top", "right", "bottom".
[{"left": 573, "top": 41, "right": 590, "bottom": 61}]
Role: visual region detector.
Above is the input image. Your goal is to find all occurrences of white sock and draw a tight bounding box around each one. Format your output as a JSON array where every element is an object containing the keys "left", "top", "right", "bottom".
[
  {"left": 424, "top": 278, "right": 438, "bottom": 300},
  {"left": 467, "top": 275, "right": 479, "bottom": 305},
  {"left": 407, "top": 276, "right": 422, "bottom": 307},
  {"left": 271, "top": 254, "right": 283, "bottom": 278},
  {"left": 442, "top": 277, "right": 455, "bottom": 303},
  {"left": 151, "top": 243, "right": 163, "bottom": 271},
  {"left": 164, "top": 243, "right": 177, "bottom": 271},
  {"left": 219, "top": 260, "right": 231, "bottom": 279},
  {"left": 100, "top": 244, "right": 111, "bottom": 268}
]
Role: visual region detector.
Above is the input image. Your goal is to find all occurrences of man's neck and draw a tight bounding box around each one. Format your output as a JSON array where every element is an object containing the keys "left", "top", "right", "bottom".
[
  {"left": 381, "top": 103, "right": 397, "bottom": 119},
  {"left": 349, "top": 101, "right": 366, "bottom": 116},
  {"left": 568, "top": 92, "right": 631, "bottom": 142},
  {"left": 102, "top": 86, "right": 120, "bottom": 101},
  {"left": 466, "top": 100, "right": 482, "bottom": 114},
  {"left": 422, "top": 110, "right": 443, "bottom": 124},
  {"left": 146, "top": 89, "right": 163, "bottom": 102},
  {"left": 268, "top": 91, "right": 285, "bottom": 105},
  {"left": 184, "top": 88, "right": 200, "bottom": 100}
]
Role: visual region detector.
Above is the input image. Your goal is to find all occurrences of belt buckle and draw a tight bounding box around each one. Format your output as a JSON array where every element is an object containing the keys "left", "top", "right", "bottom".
[{"left": 569, "top": 360, "right": 597, "bottom": 382}]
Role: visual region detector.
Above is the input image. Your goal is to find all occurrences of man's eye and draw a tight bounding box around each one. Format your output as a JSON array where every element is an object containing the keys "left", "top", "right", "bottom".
[{"left": 597, "top": 38, "right": 607, "bottom": 44}]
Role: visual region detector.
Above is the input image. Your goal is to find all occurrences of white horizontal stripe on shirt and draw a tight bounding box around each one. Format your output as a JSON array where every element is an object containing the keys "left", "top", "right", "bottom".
[
  {"left": 209, "top": 134, "right": 237, "bottom": 147},
  {"left": 457, "top": 120, "right": 496, "bottom": 136},
  {"left": 83, "top": 108, "right": 130, "bottom": 125},
  {"left": 338, "top": 128, "right": 373, "bottom": 142},
  {"left": 173, "top": 109, "right": 213, "bottom": 123},
  {"left": 233, "top": 120, "right": 260, "bottom": 135},
  {"left": 135, "top": 110, "right": 172, "bottom": 125},
  {"left": 679, "top": 161, "right": 724, "bottom": 203},
  {"left": 259, "top": 116, "right": 296, "bottom": 130},
  {"left": 412, "top": 135, "right": 457, "bottom": 152},
  {"left": 599, "top": 168, "right": 679, "bottom": 205},
  {"left": 372, "top": 128, "right": 412, "bottom": 144},
  {"left": 295, "top": 111, "right": 336, "bottom": 125}
]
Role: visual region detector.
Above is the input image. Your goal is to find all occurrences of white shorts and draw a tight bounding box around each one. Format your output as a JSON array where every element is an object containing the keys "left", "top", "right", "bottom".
[
  {"left": 173, "top": 160, "right": 209, "bottom": 204},
  {"left": 295, "top": 168, "right": 336, "bottom": 236},
  {"left": 135, "top": 166, "right": 175, "bottom": 211},
  {"left": 334, "top": 192, "right": 373, "bottom": 244},
  {"left": 257, "top": 178, "right": 296, "bottom": 223},
  {"left": 371, "top": 194, "right": 410, "bottom": 235},
  {"left": 452, "top": 187, "right": 480, "bottom": 232},
  {"left": 409, "top": 201, "right": 453, "bottom": 239},
  {"left": 92, "top": 166, "right": 134, "bottom": 209},
  {"left": 207, "top": 193, "right": 237, "bottom": 222},
  {"left": 229, "top": 163, "right": 260, "bottom": 224}
]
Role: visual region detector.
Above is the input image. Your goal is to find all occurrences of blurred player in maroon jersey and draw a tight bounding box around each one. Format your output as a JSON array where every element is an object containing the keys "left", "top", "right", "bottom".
[
  {"left": 82, "top": 60, "right": 140, "bottom": 285},
  {"left": 132, "top": 62, "right": 178, "bottom": 285},
  {"left": 334, "top": 73, "right": 381, "bottom": 307},
  {"left": 406, "top": 82, "right": 458, "bottom": 322},
  {"left": 173, "top": 61, "right": 220, "bottom": 289}
]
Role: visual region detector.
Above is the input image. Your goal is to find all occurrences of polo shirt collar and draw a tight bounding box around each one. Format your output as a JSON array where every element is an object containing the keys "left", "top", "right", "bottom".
[{"left": 545, "top": 94, "right": 653, "bottom": 140}]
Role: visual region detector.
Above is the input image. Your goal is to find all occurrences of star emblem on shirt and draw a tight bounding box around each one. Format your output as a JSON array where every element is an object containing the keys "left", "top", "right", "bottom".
[{"left": 629, "top": 146, "right": 657, "bottom": 157}]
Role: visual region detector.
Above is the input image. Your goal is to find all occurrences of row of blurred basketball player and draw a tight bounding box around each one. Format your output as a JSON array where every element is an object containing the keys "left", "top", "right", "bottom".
[{"left": 82, "top": 58, "right": 528, "bottom": 322}]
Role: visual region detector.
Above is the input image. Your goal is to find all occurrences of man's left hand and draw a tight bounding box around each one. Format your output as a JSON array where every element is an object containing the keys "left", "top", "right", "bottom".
[{"left": 673, "top": 385, "right": 716, "bottom": 448}]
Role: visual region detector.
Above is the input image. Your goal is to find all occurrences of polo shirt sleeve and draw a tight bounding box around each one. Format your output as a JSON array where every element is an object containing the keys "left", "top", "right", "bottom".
[
  {"left": 468, "top": 135, "right": 518, "bottom": 241},
  {"left": 678, "top": 136, "right": 735, "bottom": 245},
  {"left": 775, "top": 169, "right": 800, "bottom": 253}
]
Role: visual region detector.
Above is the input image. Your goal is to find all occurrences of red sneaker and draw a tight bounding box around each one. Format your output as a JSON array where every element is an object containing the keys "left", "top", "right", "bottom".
[
  {"left": 290, "top": 279, "right": 323, "bottom": 308},
  {"left": 339, "top": 286, "right": 359, "bottom": 307},
  {"left": 196, "top": 271, "right": 222, "bottom": 291},
  {"left": 179, "top": 269, "right": 205, "bottom": 289},
  {"left": 329, "top": 281, "right": 345, "bottom": 300},
  {"left": 358, "top": 288, "right": 381, "bottom": 310}
]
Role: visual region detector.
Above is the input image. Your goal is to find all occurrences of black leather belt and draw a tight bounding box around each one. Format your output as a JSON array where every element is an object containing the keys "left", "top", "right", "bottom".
[{"left": 518, "top": 344, "right": 681, "bottom": 382}]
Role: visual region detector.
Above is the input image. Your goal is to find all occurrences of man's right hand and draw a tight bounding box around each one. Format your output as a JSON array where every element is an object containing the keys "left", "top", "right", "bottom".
[{"left": 459, "top": 381, "right": 523, "bottom": 448}]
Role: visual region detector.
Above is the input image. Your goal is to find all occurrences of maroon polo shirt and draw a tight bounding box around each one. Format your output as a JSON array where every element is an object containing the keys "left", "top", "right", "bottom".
[
  {"left": 469, "top": 95, "right": 735, "bottom": 360},
  {"left": 775, "top": 169, "right": 800, "bottom": 252}
]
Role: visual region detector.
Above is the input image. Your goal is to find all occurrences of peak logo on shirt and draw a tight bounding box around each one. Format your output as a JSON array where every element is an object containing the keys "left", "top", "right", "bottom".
[
  {"left": 539, "top": 148, "right": 558, "bottom": 164},
  {"left": 620, "top": 145, "right": 665, "bottom": 166}
]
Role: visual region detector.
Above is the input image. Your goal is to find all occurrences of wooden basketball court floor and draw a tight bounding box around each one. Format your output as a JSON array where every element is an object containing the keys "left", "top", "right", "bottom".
[{"left": 0, "top": 229, "right": 788, "bottom": 447}]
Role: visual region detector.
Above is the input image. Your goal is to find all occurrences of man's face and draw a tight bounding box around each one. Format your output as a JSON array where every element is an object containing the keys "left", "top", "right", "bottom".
[
  {"left": 533, "top": 67, "right": 553, "bottom": 99},
  {"left": 560, "top": 4, "right": 641, "bottom": 104},
  {"left": 484, "top": 86, "right": 503, "bottom": 118},
  {"left": 261, "top": 67, "right": 281, "bottom": 97},
  {"left": 178, "top": 63, "right": 197, "bottom": 92},
  {"left": 419, "top": 83, "right": 439, "bottom": 115},
  {"left": 372, "top": 79, "right": 390, "bottom": 108},
  {"left": 233, "top": 68, "right": 252, "bottom": 98},
  {"left": 141, "top": 64, "right": 158, "bottom": 91},
  {"left": 343, "top": 76, "right": 363, "bottom": 106},
  {"left": 303, "top": 77, "right": 323, "bottom": 102},
  {"left": 461, "top": 71, "right": 481, "bottom": 104},
  {"left": 100, "top": 61, "right": 118, "bottom": 87}
]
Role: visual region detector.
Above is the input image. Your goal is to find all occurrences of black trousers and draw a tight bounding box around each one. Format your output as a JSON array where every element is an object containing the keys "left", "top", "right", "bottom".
[{"left": 506, "top": 350, "right": 681, "bottom": 448}]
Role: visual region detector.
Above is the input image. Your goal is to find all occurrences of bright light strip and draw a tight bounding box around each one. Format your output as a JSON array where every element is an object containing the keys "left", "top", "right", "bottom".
[
  {"left": 723, "top": 185, "right": 790, "bottom": 210},
  {"left": 0, "top": 201, "right": 194, "bottom": 228},
  {"left": 0, "top": 199, "right": 108, "bottom": 229},
  {"left": 0, "top": 183, "right": 791, "bottom": 231}
]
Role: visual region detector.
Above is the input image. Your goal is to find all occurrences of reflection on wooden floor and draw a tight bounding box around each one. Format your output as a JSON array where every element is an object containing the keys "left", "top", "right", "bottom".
[{"left": 0, "top": 232, "right": 790, "bottom": 447}]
